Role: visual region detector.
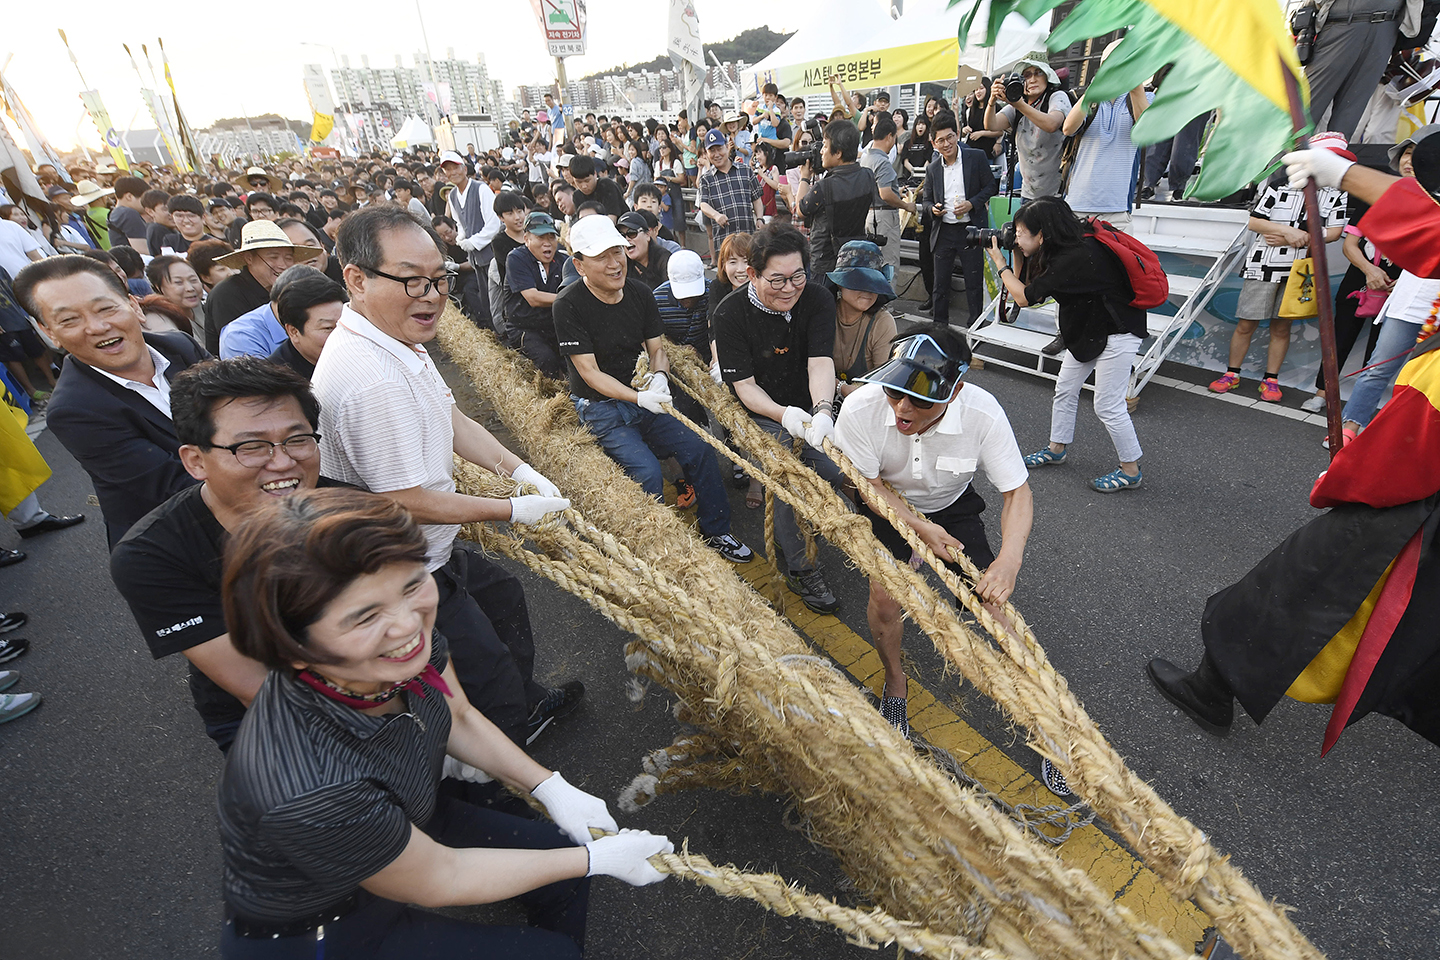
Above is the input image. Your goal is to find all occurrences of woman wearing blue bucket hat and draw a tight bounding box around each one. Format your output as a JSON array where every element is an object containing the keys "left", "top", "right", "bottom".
[{"left": 828, "top": 241, "right": 899, "bottom": 400}]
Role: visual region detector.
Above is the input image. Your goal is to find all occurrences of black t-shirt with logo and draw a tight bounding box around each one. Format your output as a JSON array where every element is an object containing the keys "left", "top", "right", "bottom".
[
  {"left": 110, "top": 483, "right": 242, "bottom": 738},
  {"left": 553, "top": 277, "right": 663, "bottom": 402},
  {"left": 797, "top": 162, "right": 878, "bottom": 274},
  {"left": 713, "top": 281, "right": 836, "bottom": 411}
]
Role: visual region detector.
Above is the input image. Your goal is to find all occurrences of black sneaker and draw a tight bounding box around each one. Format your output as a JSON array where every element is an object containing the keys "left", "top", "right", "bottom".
[
  {"left": 527, "top": 680, "right": 585, "bottom": 744},
  {"left": 0, "top": 612, "right": 26, "bottom": 634},
  {"left": 705, "top": 533, "right": 754, "bottom": 563},
  {"left": 915, "top": 302, "right": 933, "bottom": 316},
  {"left": 880, "top": 696, "right": 910, "bottom": 738},
  {"left": 730, "top": 462, "right": 749, "bottom": 489},
  {"left": 0, "top": 637, "right": 29, "bottom": 664},
  {"left": 1040, "top": 758, "right": 1073, "bottom": 797},
  {"left": 783, "top": 568, "right": 840, "bottom": 614},
  {"left": 1138, "top": 185, "right": 1155, "bottom": 201},
  {"left": 1040, "top": 333, "right": 1066, "bottom": 356}
]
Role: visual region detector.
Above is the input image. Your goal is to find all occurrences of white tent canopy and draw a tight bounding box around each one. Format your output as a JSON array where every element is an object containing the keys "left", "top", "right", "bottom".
[
  {"left": 742, "top": 0, "right": 1048, "bottom": 98},
  {"left": 390, "top": 115, "right": 436, "bottom": 149}
]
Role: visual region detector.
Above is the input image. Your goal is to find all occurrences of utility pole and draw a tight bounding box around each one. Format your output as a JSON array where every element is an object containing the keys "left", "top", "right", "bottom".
[{"left": 555, "top": 56, "right": 573, "bottom": 142}]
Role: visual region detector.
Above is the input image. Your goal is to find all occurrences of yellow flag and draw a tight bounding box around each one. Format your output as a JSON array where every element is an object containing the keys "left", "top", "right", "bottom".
[{"left": 310, "top": 111, "right": 334, "bottom": 143}]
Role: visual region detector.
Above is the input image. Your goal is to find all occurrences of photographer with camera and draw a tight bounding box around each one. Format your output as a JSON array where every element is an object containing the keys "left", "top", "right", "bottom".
[
  {"left": 795, "top": 120, "right": 879, "bottom": 278},
  {"left": 923, "top": 110, "right": 998, "bottom": 327},
  {"left": 984, "top": 57, "right": 1071, "bottom": 200},
  {"left": 988, "top": 197, "right": 1147, "bottom": 494}
]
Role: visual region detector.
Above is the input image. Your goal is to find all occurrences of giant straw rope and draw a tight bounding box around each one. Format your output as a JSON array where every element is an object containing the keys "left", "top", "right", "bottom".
[{"left": 437, "top": 307, "right": 1323, "bottom": 960}]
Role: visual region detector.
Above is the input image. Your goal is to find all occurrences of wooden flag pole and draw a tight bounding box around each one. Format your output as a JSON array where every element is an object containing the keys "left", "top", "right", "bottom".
[{"left": 1281, "top": 61, "right": 1344, "bottom": 457}]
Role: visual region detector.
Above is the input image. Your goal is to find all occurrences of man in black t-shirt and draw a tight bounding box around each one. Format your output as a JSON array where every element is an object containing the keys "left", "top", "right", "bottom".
[
  {"left": 796, "top": 120, "right": 878, "bottom": 277},
  {"left": 505, "top": 213, "right": 571, "bottom": 378},
  {"left": 712, "top": 223, "right": 844, "bottom": 610},
  {"left": 554, "top": 216, "right": 751, "bottom": 564},
  {"left": 567, "top": 155, "right": 628, "bottom": 220}
]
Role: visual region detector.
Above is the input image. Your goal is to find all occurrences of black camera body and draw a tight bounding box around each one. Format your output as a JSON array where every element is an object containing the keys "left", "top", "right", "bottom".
[
  {"left": 964, "top": 222, "right": 1016, "bottom": 249},
  {"left": 1002, "top": 72, "right": 1027, "bottom": 103},
  {"left": 1290, "top": 4, "right": 1318, "bottom": 64},
  {"left": 783, "top": 143, "right": 823, "bottom": 170}
]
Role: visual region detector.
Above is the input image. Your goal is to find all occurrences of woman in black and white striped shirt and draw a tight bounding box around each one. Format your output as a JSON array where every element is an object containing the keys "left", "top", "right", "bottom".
[{"left": 216, "top": 488, "right": 671, "bottom": 958}]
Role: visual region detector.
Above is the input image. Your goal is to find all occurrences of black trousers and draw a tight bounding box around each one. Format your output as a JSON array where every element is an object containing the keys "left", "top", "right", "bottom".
[
  {"left": 931, "top": 221, "right": 986, "bottom": 326},
  {"left": 916, "top": 224, "right": 935, "bottom": 301},
  {"left": 220, "top": 795, "right": 590, "bottom": 959},
  {"left": 434, "top": 543, "right": 546, "bottom": 746},
  {"left": 510, "top": 326, "right": 566, "bottom": 381},
  {"left": 1315, "top": 263, "right": 1388, "bottom": 392},
  {"left": 856, "top": 484, "right": 996, "bottom": 573}
]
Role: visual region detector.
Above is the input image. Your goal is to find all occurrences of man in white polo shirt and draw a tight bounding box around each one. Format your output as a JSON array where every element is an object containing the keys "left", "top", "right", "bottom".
[
  {"left": 833, "top": 328, "right": 1033, "bottom": 739},
  {"left": 313, "top": 205, "right": 582, "bottom": 746}
]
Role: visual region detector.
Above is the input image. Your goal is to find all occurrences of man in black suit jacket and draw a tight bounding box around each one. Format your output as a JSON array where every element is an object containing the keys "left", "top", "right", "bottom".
[
  {"left": 921, "top": 110, "right": 998, "bottom": 326},
  {"left": 14, "top": 257, "right": 209, "bottom": 548}
]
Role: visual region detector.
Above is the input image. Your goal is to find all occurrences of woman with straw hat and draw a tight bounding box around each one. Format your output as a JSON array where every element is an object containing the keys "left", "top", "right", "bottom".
[{"left": 69, "top": 180, "right": 116, "bottom": 251}]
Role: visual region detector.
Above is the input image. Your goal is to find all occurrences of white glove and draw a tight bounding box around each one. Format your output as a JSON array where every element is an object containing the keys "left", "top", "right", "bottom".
[
  {"left": 457, "top": 234, "right": 480, "bottom": 252},
  {"left": 803, "top": 410, "right": 835, "bottom": 448},
  {"left": 442, "top": 755, "right": 494, "bottom": 783},
  {"left": 1282, "top": 148, "right": 1355, "bottom": 190},
  {"left": 780, "top": 405, "right": 809, "bottom": 441},
  {"left": 709, "top": 359, "right": 724, "bottom": 384},
  {"left": 585, "top": 828, "right": 673, "bottom": 885},
  {"left": 635, "top": 386, "right": 670, "bottom": 414},
  {"left": 643, "top": 371, "right": 671, "bottom": 396},
  {"left": 531, "top": 771, "right": 620, "bottom": 845},
  {"left": 512, "top": 462, "right": 561, "bottom": 498},
  {"left": 509, "top": 495, "right": 570, "bottom": 525}
]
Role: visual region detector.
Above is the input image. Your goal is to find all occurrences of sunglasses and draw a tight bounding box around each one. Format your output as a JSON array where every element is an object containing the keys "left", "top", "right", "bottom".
[
  {"left": 883, "top": 386, "right": 935, "bottom": 409},
  {"left": 619, "top": 229, "right": 640, "bottom": 239}
]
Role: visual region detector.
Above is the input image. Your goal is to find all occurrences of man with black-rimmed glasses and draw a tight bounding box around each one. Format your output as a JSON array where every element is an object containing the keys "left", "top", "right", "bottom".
[
  {"left": 313, "top": 206, "right": 585, "bottom": 748},
  {"left": 711, "top": 222, "right": 846, "bottom": 613}
]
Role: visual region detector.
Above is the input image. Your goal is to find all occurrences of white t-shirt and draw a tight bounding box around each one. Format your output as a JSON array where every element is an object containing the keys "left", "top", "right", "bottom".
[
  {"left": 312, "top": 305, "right": 459, "bottom": 571},
  {"left": 833, "top": 381, "right": 1029, "bottom": 512},
  {"left": 1379, "top": 270, "right": 1440, "bottom": 324},
  {"left": 0, "top": 219, "right": 40, "bottom": 278}
]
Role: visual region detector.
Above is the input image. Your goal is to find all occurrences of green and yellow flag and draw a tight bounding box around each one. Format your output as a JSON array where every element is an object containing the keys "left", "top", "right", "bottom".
[{"left": 954, "top": 0, "right": 1309, "bottom": 199}]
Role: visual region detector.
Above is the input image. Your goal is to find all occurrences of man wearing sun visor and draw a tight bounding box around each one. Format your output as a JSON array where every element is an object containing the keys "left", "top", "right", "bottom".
[{"left": 833, "top": 328, "right": 1033, "bottom": 737}]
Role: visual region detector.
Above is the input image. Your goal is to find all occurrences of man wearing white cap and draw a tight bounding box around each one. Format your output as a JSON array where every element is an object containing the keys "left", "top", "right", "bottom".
[
  {"left": 554, "top": 217, "right": 752, "bottom": 563},
  {"left": 202, "top": 220, "right": 323, "bottom": 355},
  {"left": 439, "top": 150, "right": 502, "bottom": 321}
]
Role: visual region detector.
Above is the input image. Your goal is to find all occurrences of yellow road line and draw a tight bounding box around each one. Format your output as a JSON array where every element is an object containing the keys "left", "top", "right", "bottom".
[{"left": 734, "top": 557, "right": 1211, "bottom": 947}]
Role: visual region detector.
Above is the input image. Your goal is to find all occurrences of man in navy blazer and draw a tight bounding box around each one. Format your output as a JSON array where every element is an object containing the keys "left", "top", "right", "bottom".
[
  {"left": 921, "top": 109, "right": 998, "bottom": 326},
  {"left": 14, "top": 256, "right": 208, "bottom": 548}
]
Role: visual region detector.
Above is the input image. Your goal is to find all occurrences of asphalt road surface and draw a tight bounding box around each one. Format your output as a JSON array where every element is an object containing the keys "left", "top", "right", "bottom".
[{"left": 2, "top": 336, "right": 1436, "bottom": 959}]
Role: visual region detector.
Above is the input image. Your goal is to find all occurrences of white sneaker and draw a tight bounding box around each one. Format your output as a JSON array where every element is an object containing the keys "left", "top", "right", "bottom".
[{"left": 1300, "top": 395, "right": 1327, "bottom": 413}]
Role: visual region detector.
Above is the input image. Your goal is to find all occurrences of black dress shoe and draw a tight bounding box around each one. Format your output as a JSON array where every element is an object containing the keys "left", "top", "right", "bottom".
[
  {"left": 1041, "top": 333, "right": 1066, "bottom": 356},
  {"left": 1146, "top": 657, "right": 1234, "bottom": 735},
  {"left": 17, "top": 513, "right": 85, "bottom": 538},
  {"left": 0, "top": 549, "right": 24, "bottom": 567},
  {"left": 0, "top": 612, "right": 26, "bottom": 634}
]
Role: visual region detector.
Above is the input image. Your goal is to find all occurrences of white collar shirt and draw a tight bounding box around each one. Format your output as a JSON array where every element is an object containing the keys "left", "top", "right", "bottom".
[
  {"left": 311, "top": 304, "right": 458, "bottom": 571},
  {"left": 91, "top": 345, "right": 173, "bottom": 418},
  {"left": 941, "top": 155, "right": 968, "bottom": 225},
  {"left": 832, "top": 381, "right": 1028, "bottom": 512}
]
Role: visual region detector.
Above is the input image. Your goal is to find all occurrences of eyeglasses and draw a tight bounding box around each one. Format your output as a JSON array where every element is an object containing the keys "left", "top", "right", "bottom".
[
  {"left": 618, "top": 229, "right": 640, "bottom": 239},
  {"left": 932, "top": 134, "right": 958, "bottom": 146},
  {"left": 760, "top": 270, "right": 807, "bottom": 290},
  {"left": 883, "top": 386, "right": 935, "bottom": 409},
  {"left": 210, "top": 433, "right": 321, "bottom": 468},
  {"left": 366, "top": 267, "right": 457, "bottom": 298}
]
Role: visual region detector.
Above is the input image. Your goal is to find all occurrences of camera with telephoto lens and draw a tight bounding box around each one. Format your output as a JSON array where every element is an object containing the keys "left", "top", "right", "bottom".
[
  {"left": 783, "top": 142, "right": 824, "bottom": 170},
  {"left": 1002, "top": 72, "right": 1027, "bottom": 102},
  {"left": 964, "top": 222, "right": 1016, "bottom": 249},
  {"left": 1290, "top": 4, "right": 1318, "bottom": 65}
]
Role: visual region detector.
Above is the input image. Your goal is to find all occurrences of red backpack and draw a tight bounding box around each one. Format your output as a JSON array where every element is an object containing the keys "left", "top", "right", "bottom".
[{"left": 1086, "top": 218, "right": 1169, "bottom": 309}]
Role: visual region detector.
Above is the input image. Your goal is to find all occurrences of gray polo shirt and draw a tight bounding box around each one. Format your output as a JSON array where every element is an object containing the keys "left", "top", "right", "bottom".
[
  {"left": 1000, "top": 90, "right": 1072, "bottom": 199},
  {"left": 860, "top": 146, "right": 899, "bottom": 210}
]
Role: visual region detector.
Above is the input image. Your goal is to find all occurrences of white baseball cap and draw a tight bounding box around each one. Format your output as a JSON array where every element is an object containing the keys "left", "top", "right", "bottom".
[
  {"left": 555, "top": 153, "right": 573, "bottom": 168},
  {"left": 438, "top": 150, "right": 466, "bottom": 167},
  {"left": 569, "top": 215, "right": 629, "bottom": 257},
  {"left": 667, "top": 250, "right": 706, "bottom": 299}
]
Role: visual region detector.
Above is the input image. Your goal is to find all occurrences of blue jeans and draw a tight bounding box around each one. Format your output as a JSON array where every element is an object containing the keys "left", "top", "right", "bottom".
[
  {"left": 574, "top": 396, "right": 731, "bottom": 537},
  {"left": 1340, "top": 316, "right": 1419, "bottom": 427}
]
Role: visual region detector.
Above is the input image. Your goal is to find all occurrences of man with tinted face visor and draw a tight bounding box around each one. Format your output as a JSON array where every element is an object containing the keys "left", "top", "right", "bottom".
[{"left": 834, "top": 330, "right": 1033, "bottom": 738}]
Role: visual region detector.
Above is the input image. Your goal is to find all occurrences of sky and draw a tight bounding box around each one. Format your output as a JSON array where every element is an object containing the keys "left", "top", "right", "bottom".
[{"left": 2, "top": 0, "right": 825, "bottom": 152}]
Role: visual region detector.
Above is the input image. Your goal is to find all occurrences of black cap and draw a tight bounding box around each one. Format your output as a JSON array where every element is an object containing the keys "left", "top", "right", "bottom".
[{"left": 855, "top": 333, "right": 968, "bottom": 404}]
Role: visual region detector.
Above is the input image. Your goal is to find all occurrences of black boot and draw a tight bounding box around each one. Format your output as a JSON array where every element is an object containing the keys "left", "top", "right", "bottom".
[{"left": 1147, "top": 651, "right": 1234, "bottom": 735}]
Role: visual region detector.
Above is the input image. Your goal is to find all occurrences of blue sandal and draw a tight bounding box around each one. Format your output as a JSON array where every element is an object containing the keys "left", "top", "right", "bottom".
[
  {"left": 1024, "top": 447, "right": 1067, "bottom": 468},
  {"left": 1093, "top": 468, "right": 1142, "bottom": 493}
]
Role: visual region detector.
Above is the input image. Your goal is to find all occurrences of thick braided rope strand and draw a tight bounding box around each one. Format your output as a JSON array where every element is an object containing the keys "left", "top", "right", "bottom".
[
  {"left": 660, "top": 344, "right": 1324, "bottom": 960},
  {"left": 455, "top": 458, "right": 1191, "bottom": 960},
  {"left": 438, "top": 313, "right": 1205, "bottom": 960}
]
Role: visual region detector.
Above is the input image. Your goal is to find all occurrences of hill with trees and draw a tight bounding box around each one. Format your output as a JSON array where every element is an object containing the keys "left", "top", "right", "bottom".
[{"left": 579, "top": 26, "right": 790, "bottom": 80}]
